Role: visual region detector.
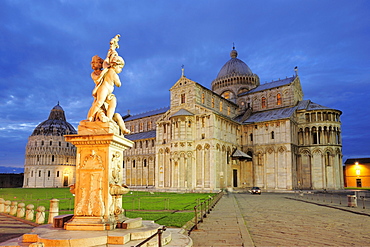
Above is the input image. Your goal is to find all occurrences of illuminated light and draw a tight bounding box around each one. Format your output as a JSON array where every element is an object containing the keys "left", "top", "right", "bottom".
[
  {"left": 355, "top": 162, "right": 359, "bottom": 166},
  {"left": 356, "top": 169, "right": 361, "bottom": 176}
]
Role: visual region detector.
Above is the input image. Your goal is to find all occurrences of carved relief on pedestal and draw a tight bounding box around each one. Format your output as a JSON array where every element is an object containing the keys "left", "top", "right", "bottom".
[{"left": 75, "top": 150, "right": 105, "bottom": 217}]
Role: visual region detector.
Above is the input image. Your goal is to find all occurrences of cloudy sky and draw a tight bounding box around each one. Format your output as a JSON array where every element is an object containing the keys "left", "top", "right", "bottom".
[{"left": 0, "top": 0, "right": 369, "bottom": 170}]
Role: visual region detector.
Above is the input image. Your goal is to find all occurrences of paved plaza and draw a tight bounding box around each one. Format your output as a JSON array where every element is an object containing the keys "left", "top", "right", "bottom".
[
  {"left": 190, "top": 192, "right": 370, "bottom": 246},
  {"left": 1, "top": 192, "right": 370, "bottom": 246}
]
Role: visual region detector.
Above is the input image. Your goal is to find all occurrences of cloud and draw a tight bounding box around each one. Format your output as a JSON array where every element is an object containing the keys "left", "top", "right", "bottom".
[{"left": 0, "top": 0, "right": 369, "bottom": 168}]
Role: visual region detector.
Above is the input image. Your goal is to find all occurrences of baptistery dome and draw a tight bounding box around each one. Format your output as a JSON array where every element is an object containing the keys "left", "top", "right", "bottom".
[
  {"left": 23, "top": 103, "right": 77, "bottom": 188},
  {"left": 31, "top": 103, "right": 77, "bottom": 136}
]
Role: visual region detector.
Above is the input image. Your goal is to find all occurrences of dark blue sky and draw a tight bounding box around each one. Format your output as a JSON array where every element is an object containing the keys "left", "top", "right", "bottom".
[{"left": 0, "top": 0, "right": 369, "bottom": 169}]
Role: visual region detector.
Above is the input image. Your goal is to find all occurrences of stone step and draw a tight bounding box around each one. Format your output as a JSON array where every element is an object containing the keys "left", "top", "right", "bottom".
[{"left": 1, "top": 222, "right": 192, "bottom": 247}]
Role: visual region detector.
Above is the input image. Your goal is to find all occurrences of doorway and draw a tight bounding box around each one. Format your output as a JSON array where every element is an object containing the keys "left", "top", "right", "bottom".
[
  {"left": 233, "top": 169, "right": 238, "bottom": 187},
  {"left": 63, "top": 175, "right": 69, "bottom": 186},
  {"left": 356, "top": 179, "right": 362, "bottom": 188}
]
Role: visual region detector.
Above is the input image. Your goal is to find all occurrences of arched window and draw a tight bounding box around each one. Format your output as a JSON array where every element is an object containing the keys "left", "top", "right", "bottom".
[
  {"left": 181, "top": 93, "right": 186, "bottom": 104},
  {"left": 139, "top": 122, "right": 143, "bottom": 132},
  {"left": 41, "top": 141, "right": 44, "bottom": 146},
  {"left": 48, "top": 171, "right": 51, "bottom": 177},
  {"left": 144, "top": 159, "right": 147, "bottom": 167},
  {"left": 212, "top": 98, "right": 215, "bottom": 108},
  {"left": 35, "top": 141, "right": 37, "bottom": 146},
  {"left": 250, "top": 133, "right": 253, "bottom": 142},
  {"left": 39, "top": 171, "right": 41, "bottom": 177},
  {"left": 133, "top": 160, "right": 136, "bottom": 168},
  {"left": 50, "top": 141, "right": 52, "bottom": 146},
  {"left": 57, "top": 171, "right": 60, "bottom": 177},
  {"left": 59, "top": 141, "right": 61, "bottom": 146},
  {"left": 219, "top": 101, "right": 223, "bottom": 112},
  {"left": 52, "top": 155, "right": 55, "bottom": 162},
  {"left": 31, "top": 171, "right": 34, "bottom": 177},
  {"left": 221, "top": 91, "right": 235, "bottom": 100},
  {"left": 201, "top": 93, "right": 205, "bottom": 104},
  {"left": 271, "top": 131, "right": 275, "bottom": 139},
  {"left": 262, "top": 97, "right": 266, "bottom": 108},
  {"left": 277, "top": 93, "right": 282, "bottom": 105}
]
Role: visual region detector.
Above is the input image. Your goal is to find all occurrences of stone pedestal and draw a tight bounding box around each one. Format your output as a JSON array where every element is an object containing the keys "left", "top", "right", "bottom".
[{"left": 64, "top": 121, "right": 133, "bottom": 231}]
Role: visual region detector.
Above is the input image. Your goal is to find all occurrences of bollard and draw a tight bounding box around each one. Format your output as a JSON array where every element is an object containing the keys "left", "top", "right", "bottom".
[
  {"left": 0, "top": 198, "right": 5, "bottom": 213},
  {"left": 17, "top": 203, "right": 26, "bottom": 218},
  {"left": 36, "top": 206, "right": 46, "bottom": 224},
  {"left": 4, "top": 200, "right": 11, "bottom": 214},
  {"left": 347, "top": 195, "right": 357, "bottom": 207},
  {"left": 10, "top": 201, "right": 18, "bottom": 216},
  {"left": 26, "top": 204, "right": 35, "bottom": 221},
  {"left": 48, "top": 198, "right": 59, "bottom": 224},
  {"left": 194, "top": 206, "right": 198, "bottom": 230}
]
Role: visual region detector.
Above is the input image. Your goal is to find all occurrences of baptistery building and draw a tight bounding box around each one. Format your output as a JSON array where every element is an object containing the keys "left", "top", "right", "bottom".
[
  {"left": 123, "top": 48, "right": 343, "bottom": 192},
  {"left": 23, "top": 103, "right": 77, "bottom": 188}
]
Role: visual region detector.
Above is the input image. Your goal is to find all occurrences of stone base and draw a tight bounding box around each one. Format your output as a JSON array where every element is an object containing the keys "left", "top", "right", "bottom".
[
  {"left": 1, "top": 220, "right": 193, "bottom": 247},
  {"left": 78, "top": 120, "right": 120, "bottom": 135},
  {"left": 64, "top": 216, "right": 113, "bottom": 231}
]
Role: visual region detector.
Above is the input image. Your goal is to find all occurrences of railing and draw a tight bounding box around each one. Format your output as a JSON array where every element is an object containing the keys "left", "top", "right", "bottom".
[
  {"left": 190, "top": 191, "right": 224, "bottom": 233},
  {"left": 292, "top": 190, "right": 370, "bottom": 210},
  {"left": 135, "top": 226, "right": 166, "bottom": 247}
]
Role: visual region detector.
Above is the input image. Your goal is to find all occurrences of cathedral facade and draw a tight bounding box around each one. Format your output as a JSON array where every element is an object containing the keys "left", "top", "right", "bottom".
[
  {"left": 23, "top": 104, "right": 77, "bottom": 188},
  {"left": 123, "top": 48, "right": 343, "bottom": 192}
]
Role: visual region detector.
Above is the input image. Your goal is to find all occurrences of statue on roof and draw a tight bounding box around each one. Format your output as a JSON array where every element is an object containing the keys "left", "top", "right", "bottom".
[{"left": 87, "top": 35, "right": 130, "bottom": 134}]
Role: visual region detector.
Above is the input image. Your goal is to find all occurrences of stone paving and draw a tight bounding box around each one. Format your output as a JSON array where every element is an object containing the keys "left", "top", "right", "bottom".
[
  {"left": 0, "top": 213, "right": 35, "bottom": 243},
  {"left": 1, "top": 193, "right": 370, "bottom": 246},
  {"left": 190, "top": 193, "right": 253, "bottom": 246},
  {"left": 191, "top": 192, "right": 370, "bottom": 246}
]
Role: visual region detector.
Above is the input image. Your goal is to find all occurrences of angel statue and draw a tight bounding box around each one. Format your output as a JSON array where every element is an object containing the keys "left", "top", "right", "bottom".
[{"left": 87, "top": 35, "right": 130, "bottom": 134}]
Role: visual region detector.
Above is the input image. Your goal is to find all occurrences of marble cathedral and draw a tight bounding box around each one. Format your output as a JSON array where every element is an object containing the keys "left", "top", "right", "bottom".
[
  {"left": 123, "top": 48, "right": 343, "bottom": 192},
  {"left": 23, "top": 48, "right": 344, "bottom": 191}
]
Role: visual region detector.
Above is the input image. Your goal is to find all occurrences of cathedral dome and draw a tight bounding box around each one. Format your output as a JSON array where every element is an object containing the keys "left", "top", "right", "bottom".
[
  {"left": 216, "top": 49, "right": 253, "bottom": 79},
  {"left": 211, "top": 48, "right": 260, "bottom": 99},
  {"left": 31, "top": 103, "right": 77, "bottom": 136}
]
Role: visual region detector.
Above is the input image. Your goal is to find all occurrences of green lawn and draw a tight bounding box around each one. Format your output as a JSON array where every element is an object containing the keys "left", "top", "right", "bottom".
[{"left": 0, "top": 188, "right": 215, "bottom": 228}]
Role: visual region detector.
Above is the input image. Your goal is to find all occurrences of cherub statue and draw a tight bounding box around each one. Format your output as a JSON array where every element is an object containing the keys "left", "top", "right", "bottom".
[{"left": 87, "top": 35, "right": 130, "bottom": 135}]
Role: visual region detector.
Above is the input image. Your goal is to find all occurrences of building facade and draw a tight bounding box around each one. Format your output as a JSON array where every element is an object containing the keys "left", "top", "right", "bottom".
[
  {"left": 23, "top": 103, "right": 77, "bottom": 188},
  {"left": 344, "top": 158, "right": 370, "bottom": 188},
  {"left": 123, "top": 48, "right": 344, "bottom": 192}
]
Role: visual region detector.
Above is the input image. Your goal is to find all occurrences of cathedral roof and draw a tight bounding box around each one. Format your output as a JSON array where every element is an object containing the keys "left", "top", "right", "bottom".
[
  {"left": 125, "top": 107, "right": 170, "bottom": 121},
  {"left": 31, "top": 103, "right": 77, "bottom": 136},
  {"left": 239, "top": 76, "right": 296, "bottom": 96},
  {"left": 239, "top": 106, "right": 296, "bottom": 124},
  {"left": 171, "top": 109, "right": 194, "bottom": 117},
  {"left": 216, "top": 49, "right": 253, "bottom": 79},
  {"left": 297, "top": 100, "right": 331, "bottom": 111},
  {"left": 125, "top": 130, "right": 156, "bottom": 141}
]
